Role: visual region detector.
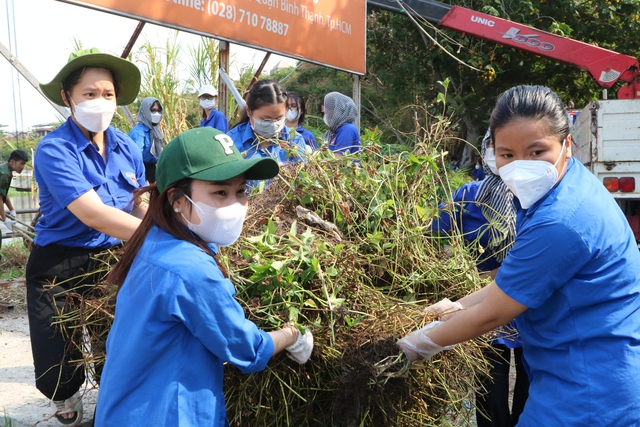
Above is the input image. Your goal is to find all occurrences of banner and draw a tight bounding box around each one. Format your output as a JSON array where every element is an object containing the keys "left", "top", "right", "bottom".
[{"left": 58, "top": 0, "right": 366, "bottom": 75}]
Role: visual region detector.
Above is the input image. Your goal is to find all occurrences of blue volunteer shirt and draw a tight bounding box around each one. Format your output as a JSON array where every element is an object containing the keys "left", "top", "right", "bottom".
[
  {"left": 328, "top": 122, "right": 360, "bottom": 155},
  {"left": 496, "top": 158, "right": 640, "bottom": 426},
  {"left": 129, "top": 122, "right": 156, "bottom": 164},
  {"left": 34, "top": 118, "right": 145, "bottom": 249},
  {"left": 201, "top": 108, "right": 229, "bottom": 133},
  {"left": 295, "top": 125, "right": 318, "bottom": 149},
  {"left": 96, "top": 226, "right": 274, "bottom": 427}
]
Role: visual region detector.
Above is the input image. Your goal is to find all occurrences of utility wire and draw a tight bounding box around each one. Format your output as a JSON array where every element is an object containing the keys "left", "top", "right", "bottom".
[
  {"left": 11, "top": 0, "right": 24, "bottom": 136},
  {"left": 5, "top": 0, "right": 22, "bottom": 140}
]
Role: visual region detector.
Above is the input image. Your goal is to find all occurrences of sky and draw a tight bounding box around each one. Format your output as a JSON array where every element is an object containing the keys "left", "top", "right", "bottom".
[{"left": 0, "top": 0, "right": 296, "bottom": 132}]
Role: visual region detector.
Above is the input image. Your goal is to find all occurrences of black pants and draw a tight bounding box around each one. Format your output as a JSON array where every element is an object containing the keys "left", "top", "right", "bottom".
[
  {"left": 144, "top": 162, "right": 156, "bottom": 184},
  {"left": 476, "top": 345, "right": 529, "bottom": 427},
  {"left": 26, "top": 244, "right": 110, "bottom": 401}
]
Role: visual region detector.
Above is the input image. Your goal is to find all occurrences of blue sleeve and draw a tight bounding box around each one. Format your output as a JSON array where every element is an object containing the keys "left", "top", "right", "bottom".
[
  {"left": 299, "top": 127, "right": 318, "bottom": 149},
  {"left": 36, "top": 139, "right": 95, "bottom": 208},
  {"left": 128, "top": 124, "right": 146, "bottom": 152},
  {"left": 213, "top": 111, "right": 229, "bottom": 133},
  {"left": 431, "top": 183, "right": 475, "bottom": 234},
  {"left": 227, "top": 125, "right": 245, "bottom": 152},
  {"left": 169, "top": 268, "right": 274, "bottom": 373},
  {"left": 129, "top": 125, "right": 154, "bottom": 163},
  {"left": 126, "top": 134, "right": 147, "bottom": 186},
  {"left": 496, "top": 218, "right": 585, "bottom": 308}
]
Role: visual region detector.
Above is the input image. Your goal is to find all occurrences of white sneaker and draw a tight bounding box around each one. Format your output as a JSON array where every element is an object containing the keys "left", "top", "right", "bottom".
[{"left": 51, "top": 392, "right": 83, "bottom": 427}]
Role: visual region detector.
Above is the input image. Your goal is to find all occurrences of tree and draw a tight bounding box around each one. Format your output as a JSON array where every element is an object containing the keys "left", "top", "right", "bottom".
[{"left": 356, "top": 0, "right": 640, "bottom": 162}]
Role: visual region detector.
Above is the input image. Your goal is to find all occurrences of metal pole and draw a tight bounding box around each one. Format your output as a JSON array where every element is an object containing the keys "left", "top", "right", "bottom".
[
  {"left": 218, "top": 41, "right": 230, "bottom": 119},
  {"left": 122, "top": 22, "right": 146, "bottom": 59},
  {"left": 352, "top": 74, "right": 361, "bottom": 132},
  {"left": 120, "top": 22, "right": 147, "bottom": 126},
  {"left": 249, "top": 52, "right": 272, "bottom": 88}
]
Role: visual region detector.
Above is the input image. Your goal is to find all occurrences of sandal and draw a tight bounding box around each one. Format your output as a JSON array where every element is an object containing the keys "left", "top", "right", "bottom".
[{"left": 51, "top": 392, "right": 83, "bottom": 427}]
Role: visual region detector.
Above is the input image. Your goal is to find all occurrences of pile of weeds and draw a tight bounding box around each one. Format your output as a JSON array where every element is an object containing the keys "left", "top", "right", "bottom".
[{"left": 219, "top": 136, "right": 491, "bottom": 426}]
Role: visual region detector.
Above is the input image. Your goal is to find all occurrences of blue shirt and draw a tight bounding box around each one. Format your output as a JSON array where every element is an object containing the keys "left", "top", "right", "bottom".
[
  {"left": 471, "top": 166, "right": 485, "bottom": 181},
  {"left": 433, "top": 181, "right": 519, "bottom": 348},
  {"left": 328, "top": 123, "right": 360, "bottom": 155},
  {"left": 129, "top": 123, "right": 156, "bottom": 164},
  {"left": 34, "top": 118, "right": 144, "bottom": 249},
  {"left": 496, "top": 158, "right": 640, "bottom": 426},
  {"left": 295, "top": 125, "right": 318, "bottom": 150},
  {"left": 96, "top": 226, "right": 274, "bottom": 427},
  {"left": 201, "top": 108, "right": 229, "bottom": 133}
]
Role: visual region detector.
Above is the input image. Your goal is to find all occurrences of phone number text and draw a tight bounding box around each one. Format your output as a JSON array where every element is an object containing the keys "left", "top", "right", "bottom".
[{"left": 207, "top": 1, "right": 289, "bottom": 36}]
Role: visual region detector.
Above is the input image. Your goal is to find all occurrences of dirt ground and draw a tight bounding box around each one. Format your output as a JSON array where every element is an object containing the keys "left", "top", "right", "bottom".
[{"left": 0, "top": 284, "right": 96, "bottom": 427}]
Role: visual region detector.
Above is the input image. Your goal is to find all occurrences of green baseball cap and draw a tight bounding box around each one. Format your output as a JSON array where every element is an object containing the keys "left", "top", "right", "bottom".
[
  {"left": 156, "top": 127, "right": 280, "bottom": 193},
  {"left": 40, "top": 47, "right": 141, "bottom": 106}
]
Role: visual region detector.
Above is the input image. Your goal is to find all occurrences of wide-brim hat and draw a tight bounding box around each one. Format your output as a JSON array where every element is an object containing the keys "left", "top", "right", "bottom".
[
  {"left": 40, "top": 48, "right": 141, "bottom": 106},
  {"left": 156, "top": 127, "right": 279, "bottom": 193}
]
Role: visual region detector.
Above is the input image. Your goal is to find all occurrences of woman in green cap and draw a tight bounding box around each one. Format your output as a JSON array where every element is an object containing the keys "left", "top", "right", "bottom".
[
  {"left": 27, "top": 48, "right": 145, "bottom": 426},
  {"left": 95, "top": 127, "right": 313, "bottom": 426}
]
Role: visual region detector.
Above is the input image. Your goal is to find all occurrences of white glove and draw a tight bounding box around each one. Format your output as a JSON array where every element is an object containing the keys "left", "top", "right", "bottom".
[
  {"left": 423, "top": 298, "right": 464, "bottom": 315},
  {"left": 286, "top": 329, "right": 314, "bottom": 364},
  {"left": 3, "top": 218, "right": 16, "bottom": 231},
  {"left": 397, "top": 321, "right": 456, "bottom": 362}
]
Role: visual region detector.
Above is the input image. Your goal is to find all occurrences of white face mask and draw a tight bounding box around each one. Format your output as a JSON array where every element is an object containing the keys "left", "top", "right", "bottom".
[
  {"left": 286, "top": 109, "right": 300, "bottom": 122},
  {"left": 251, "top": 117, "right": 286, "bottom": 138},
  {"left": 181, "top": 196, "right": 247, "bottom": 246},
  {"left": 200, "top": 99, "right": 216, "bottom": 110},
  {"left": 72, "top": 98, "right": 117, "bottom": 133},
  {"left": 498, "top": 141, "right": 566, "bottom": 209},
  {"left": 150, "top": 111, "right": 163, "bottom": 125},
  {"left": 484, "top": 148, "right": 499, "bottom": 175},
  {"left": 323, "top": 115, "right": 330, "bottom": 128}
]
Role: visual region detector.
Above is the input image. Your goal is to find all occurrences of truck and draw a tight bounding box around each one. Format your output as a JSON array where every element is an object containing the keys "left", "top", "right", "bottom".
[
  {"left": 572, "top": 101, "right": 640, "bottom": 238},
  {"left": 368, "top": 0, "right": 640, "bottom": 238}
]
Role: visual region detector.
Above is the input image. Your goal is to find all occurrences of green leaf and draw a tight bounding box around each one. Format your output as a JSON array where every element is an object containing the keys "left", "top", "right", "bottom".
[{"left": 325, "top": 267, "right": 339, "bottom": 277}]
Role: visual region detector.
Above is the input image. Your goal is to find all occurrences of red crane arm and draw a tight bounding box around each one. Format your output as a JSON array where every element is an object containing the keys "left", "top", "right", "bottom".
[{"left": 439, "top": 6, "right": 640, "bottom": 98}]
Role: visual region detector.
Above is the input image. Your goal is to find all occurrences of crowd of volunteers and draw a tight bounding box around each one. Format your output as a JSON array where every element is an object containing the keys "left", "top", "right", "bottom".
[{"left": 13, "top": 44, "right": 640, "bottom": 427}]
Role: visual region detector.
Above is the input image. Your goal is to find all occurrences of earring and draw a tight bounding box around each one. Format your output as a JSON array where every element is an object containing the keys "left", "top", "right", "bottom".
[{"left": 174, "top": 208, "right": 179, "bottom": 213}]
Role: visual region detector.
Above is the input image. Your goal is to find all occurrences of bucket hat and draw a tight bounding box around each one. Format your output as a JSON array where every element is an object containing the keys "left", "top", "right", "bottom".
[
  {"left": 156, "top": 127, "right": 279, "bottom": 193},
  {"left": 40, "top": 48, "right": 141, "bottom": 106}
]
